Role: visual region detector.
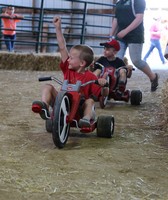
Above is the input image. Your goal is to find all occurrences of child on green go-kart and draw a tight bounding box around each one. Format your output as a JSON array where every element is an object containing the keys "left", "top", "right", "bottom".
[{"left": 32, "top": 16, "right": 109, "bottom": 128}]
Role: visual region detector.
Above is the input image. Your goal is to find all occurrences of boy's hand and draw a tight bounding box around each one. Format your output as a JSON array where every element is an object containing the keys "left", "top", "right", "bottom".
[
  {"left": 98, "top": 78, "right": 108, "bottom": 87},
  {"left": 53, "top": 16, "right": 61, "bottom": 27},
  {"left": 10, "top": 15, "right": 15, "bottom": 19},
  {"left": 126, "top": 65, "right": 133, "bottom": 78},
  {"left": 127, "top": 64, "right": 133, "bottom": 70},
  {"left": 97, "top": 72, "right": 109, "bottom": 86}
]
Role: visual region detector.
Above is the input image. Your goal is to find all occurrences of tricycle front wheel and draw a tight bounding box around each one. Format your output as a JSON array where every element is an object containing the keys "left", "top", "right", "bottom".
[{"left": 52, "top": 92, "right": 70, "bottom": 148}]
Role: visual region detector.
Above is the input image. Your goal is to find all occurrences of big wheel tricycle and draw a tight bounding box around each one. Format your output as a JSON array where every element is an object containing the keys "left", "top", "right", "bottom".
[
  {"left": 37, "top": 76, "right": 115, "bottom": 149},
  {"left": 99, "top": 66, "right": 142, "bottom": 109}
]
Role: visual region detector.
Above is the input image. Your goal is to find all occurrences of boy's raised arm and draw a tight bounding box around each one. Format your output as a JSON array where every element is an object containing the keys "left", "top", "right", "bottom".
[{"left": 53, "top": 16, "right": 69, "bottom": 63}]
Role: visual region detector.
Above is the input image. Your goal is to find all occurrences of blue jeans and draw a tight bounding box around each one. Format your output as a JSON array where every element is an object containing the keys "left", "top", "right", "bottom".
[
  {"left": 4, "top": 34, "right": 16, "bottom": 52},
  {"left": 143, "top": 39, "right": 165, "bottom": 64}
]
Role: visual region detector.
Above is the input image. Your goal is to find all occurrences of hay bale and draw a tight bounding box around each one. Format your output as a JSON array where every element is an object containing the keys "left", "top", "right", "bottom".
[
  {"left": 0, "top": 51, "right": 61, "bottom": 71},
  {"left": 160, "top": 79, "right": 168, "bottom": 131},
  {"left": 0, "top": 51, "right": 104, "bottom": 71}
]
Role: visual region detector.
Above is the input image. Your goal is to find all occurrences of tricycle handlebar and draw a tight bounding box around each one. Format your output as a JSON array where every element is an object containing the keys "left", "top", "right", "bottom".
[
  {"left": 38, "top": 76, "right": 108, "bottom": 89},
  {"left": 39, "top": 77, "right": 52, "bottom": 82},
  {"left": 38, "top": 76, "right": 63, "bottom": 85},
  {"left": 94, "top": 80, "right": 109, "bottom": 87},
  {"left": 81, "top": 80, "right": 108, "bottom": 87}
]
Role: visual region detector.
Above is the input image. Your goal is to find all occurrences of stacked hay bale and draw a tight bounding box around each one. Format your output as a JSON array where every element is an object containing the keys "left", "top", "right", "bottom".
[
  {"left": 161, "top": 79, "right": 168, "bottom": 131},
  {"left": 0, "top": 51, "right": 61, "bottom": 71},
  {"left": 0, "top": 51, "right": 101, "bottom": 71}
]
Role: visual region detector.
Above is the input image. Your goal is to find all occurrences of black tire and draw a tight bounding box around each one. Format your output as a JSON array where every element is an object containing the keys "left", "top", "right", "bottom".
[
  {"left": 45, "top": 119, "right": 52, "bottom": 133},
  {"left": 130, "top": 90, "right": 142, "bottom": 105},
  {"left": 99, "top": 75, "right": 110, "bottom": 109},
  {"left": 99, "top": 96, "right": 108, "bottom": 109},
  {"left": 52, "top": 92, "right": 70, "bottom": 148},
  {"left": 96, "top": 115, "right": 115, "bottom": 138}
]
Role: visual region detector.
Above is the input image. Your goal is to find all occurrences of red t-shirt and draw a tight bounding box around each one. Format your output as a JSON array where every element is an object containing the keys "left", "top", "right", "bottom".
[{"left": 60, "top": 59, "right": 101, "bottom": 99}]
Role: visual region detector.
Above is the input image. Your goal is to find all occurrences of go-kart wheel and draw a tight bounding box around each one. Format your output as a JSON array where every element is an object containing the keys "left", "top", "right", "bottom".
[
  {"left": 45, "top": 119, "right": 52, "bottom": 133},
  {"left": 99, "top": 75, "right": 110, "bottom": 109},
  {"left": 130, "top": 90, "right": 142, "bottom": 105},
  {"left": 52, "top": 91, "right": 70, "bottom": 148},
  {"left": 99, "top": 96, "right": 108, "bottom": 109},
  {"left": 96, "top": 115, "right": 114, "bottom": 138}
]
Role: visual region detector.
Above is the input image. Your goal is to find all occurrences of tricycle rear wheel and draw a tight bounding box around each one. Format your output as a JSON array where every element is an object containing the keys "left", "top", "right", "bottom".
[
  {"left": 130, "top": 90, "right": 142, "bottom": 105},
  {"left": 96, "top": 115, "right": 115, "bottom": 138},
  {"left": 45, "top": 119, "right": 52, "bottom": 133}
]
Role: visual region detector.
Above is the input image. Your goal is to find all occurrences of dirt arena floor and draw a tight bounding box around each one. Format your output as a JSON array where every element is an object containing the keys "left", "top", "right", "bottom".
[{"left": 0, "top": 69, "right": 168, "bottom": 200}]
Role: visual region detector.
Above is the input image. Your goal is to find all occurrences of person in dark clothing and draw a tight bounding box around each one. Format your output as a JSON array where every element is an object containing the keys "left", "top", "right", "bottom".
[{"left": 110, "top": 0, "right": 159, "bottom": 92}]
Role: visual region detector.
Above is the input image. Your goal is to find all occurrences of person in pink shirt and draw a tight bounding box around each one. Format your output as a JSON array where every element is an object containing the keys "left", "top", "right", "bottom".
[
  {"left": 0, "top": 6, "right": 24, "bottom": 52},
  {"left": 143, "top": 16, "right": 166, "bottom": 64}
]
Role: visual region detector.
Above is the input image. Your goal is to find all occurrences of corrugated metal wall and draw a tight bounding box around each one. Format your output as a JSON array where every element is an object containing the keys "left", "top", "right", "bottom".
[
  {"left": 3, "top": 0, "right": 112, "bottom": 8},
  {"left": 0, "top": 0, "right": 32, "bottom": 7}
]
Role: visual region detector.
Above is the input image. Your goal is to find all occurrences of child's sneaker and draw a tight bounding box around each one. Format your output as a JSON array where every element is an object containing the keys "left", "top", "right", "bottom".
[
  {"left": 118, "top": 81, "right": 126, "bottom": 93},
  {"left": 116, "top": 81, "right": 125, "bottom": 98},
  {"left": 32, "top": 101, "right": 50, "bottom": 120},
  {"left": 79, "top": 117, "right": 91, "bottom": 127}
]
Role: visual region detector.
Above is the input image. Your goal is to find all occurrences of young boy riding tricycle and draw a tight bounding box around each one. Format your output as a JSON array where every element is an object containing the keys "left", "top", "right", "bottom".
[{"left": 32, "top": 17, "right": 114, "bottom": 148}]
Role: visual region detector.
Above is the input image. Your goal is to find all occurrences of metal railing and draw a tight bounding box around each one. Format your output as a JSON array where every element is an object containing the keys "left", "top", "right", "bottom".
[{"left": 0, "top": 0, "right": 115, "bottom": 54}]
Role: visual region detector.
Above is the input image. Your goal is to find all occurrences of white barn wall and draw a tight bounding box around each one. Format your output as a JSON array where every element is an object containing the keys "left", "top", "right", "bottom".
[
  {"left": 0, "top": 0, "right": 71, "bottom": 7},
  {"left": 0, "top": 0, "right": 32, "bottom": 7},
  {"left": 33, "top": 0, "right": 71, "bottom": 9}
]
